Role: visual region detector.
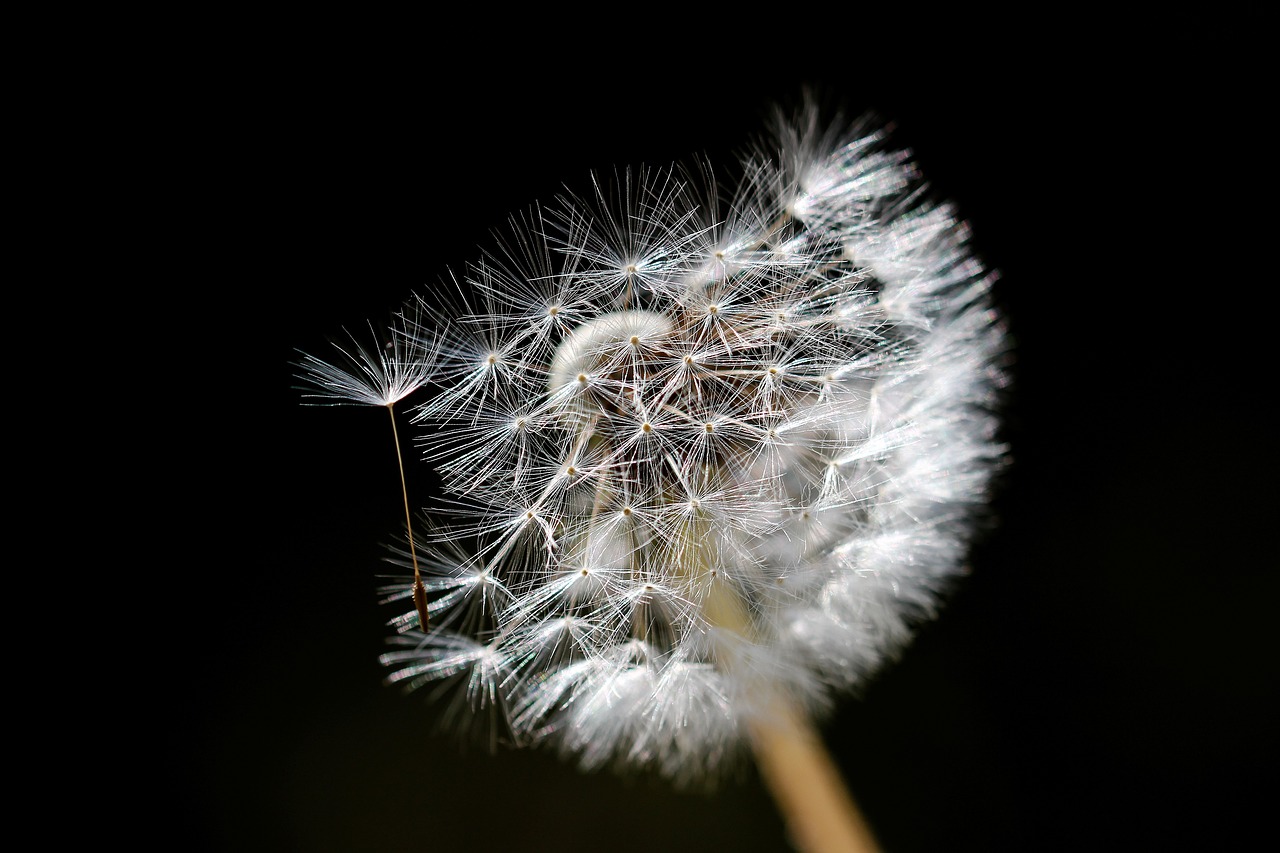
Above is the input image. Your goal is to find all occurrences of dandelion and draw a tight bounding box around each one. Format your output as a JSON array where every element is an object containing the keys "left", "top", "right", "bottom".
[{"left": 302, "top": 101, "right": 1008, "bottom": 852}]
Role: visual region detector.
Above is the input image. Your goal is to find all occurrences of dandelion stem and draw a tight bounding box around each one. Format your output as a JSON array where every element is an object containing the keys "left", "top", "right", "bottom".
[
  {"left": 693, "top": 550, "right": 879, "bottom": 852},
  {"left": 388, "top": 403, "right": 428, "bottom": 631},
  {"left": 748, "top": 699, "right": 881, "bottom": 853}
]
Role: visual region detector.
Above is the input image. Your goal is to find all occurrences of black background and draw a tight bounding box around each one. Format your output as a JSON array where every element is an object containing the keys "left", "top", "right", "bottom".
[{"left": 166, "top": 26, "right": 1273, "bottom": 853}]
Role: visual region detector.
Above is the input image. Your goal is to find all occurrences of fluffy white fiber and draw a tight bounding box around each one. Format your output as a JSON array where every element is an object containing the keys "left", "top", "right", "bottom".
[{"left": 301, "top": 103, "right": 1008, "bottom": 786}]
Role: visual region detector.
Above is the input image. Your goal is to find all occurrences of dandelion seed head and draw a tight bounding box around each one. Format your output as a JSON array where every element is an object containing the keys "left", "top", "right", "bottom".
[{"left": 357, "top": 103, "right": 1008, "bottom": 786}]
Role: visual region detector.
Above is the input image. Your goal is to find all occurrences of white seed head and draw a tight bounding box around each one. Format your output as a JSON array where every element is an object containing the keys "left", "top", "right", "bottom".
[{"left": 369, "top": 106, "right": 1009, "bottom": 787}]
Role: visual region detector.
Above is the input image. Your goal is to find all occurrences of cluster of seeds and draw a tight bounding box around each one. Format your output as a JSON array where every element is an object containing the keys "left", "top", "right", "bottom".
[{"left": 332, "top": 113, "right": 1006, "bottom": 784}]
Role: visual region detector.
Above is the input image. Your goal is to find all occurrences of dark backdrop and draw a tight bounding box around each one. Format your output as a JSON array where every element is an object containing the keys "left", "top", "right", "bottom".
[{"left": 173, "top": 29, "right": 1273, "bottom": 853}]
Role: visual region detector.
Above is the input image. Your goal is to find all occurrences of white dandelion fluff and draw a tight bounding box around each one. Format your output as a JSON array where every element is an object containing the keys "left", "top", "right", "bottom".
[
  {"left": 295, "top": 310, "right": 434, "bottom": 409},
  {"left": 301, "top": 101, "right": 1008, "bottom": 851}
]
